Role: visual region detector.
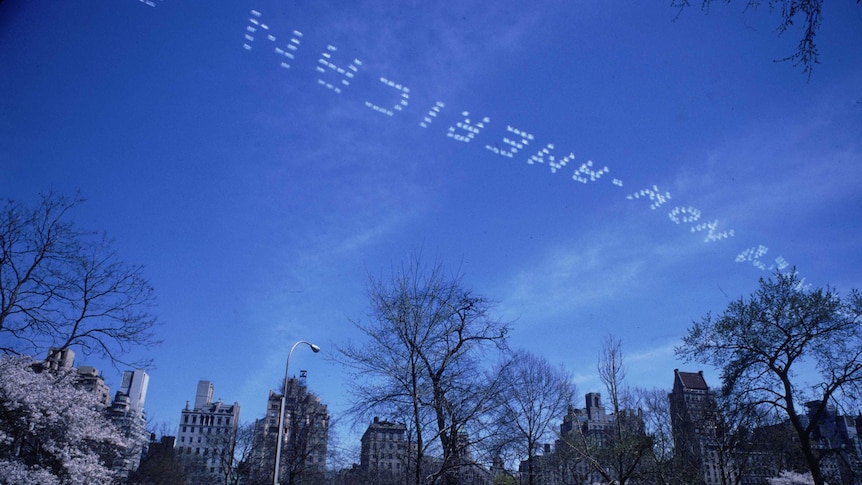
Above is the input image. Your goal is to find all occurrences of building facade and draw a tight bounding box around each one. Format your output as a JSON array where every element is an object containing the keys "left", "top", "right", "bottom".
[
  {"left": 804, "top": 401, "right": 862, "bottom": 485},
  {"left": 38, "top": 348, "right": 150, "bottom": 479},
  {"left": 357, "top": 417, "right": 411, "bottom": 484},
  {"left": 669, "top": 369, "right": 739, "bottom": 485},
  {"left": 251, "top": 371, "right": 329, "bottom": 484},
  {"left": 106, "top": 368, "right": 151, "bottom": 478},
  {"left": 176, "top": 380, "right": 241, "bottom": 485},
  {"left": 520, "top": 392, "right": 649, "bottom": 485},
  {"left": 76, "top": 365, "right": 112, "bottom": 407},
  {"left": 360, "top": 417, "right": 409, "bottom": 479}
]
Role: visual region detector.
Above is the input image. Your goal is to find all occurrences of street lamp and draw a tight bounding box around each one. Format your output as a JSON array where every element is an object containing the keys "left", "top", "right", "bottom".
[{"left": 273, "top": 340, "right": 320, "bottom": 485}]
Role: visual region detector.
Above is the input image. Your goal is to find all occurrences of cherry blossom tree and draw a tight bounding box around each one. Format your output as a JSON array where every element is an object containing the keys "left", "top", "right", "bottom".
[
  {"left": 768, "top": 470, "right": 815, "bottom": 485},
  {"left": 0, "top": 356, "right": 128, "bottom": 484}
]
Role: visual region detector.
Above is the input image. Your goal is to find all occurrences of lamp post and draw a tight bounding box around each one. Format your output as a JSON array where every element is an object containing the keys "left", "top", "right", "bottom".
[{"left": 273, "top": 340, "right": 320, "bottom": 485}]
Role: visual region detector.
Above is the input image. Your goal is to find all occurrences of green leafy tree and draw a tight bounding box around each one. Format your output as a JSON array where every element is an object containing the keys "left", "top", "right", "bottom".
[{"left": 677, "top": 271, "right": 862, "bottom": 485}]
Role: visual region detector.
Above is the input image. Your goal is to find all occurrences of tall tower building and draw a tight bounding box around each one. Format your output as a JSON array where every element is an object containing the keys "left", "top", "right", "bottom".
[
  {"left": 669, "top": 369, "right": 734, "bottom": 485},
  {"left": 120, "top": 368, "right": 149, "bottom": 414},
  {"left": 106, "top": 368, "right": 150, "bottom": 479},
  {"left": 252, "top": 371, "right": 329, "bottom": 484},
  {"left": 176, "top": 380, "right": 241, "bottom": 485}
]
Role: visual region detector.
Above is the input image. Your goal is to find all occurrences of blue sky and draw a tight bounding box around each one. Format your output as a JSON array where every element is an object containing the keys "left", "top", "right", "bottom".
[{"left": 2, "top": 0, "right": 861, "bottom": 460}]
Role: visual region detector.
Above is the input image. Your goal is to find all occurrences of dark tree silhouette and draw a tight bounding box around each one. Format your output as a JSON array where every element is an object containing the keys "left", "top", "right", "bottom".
[
  {"left": 337, "top": 257, "right": 509, "bottom": 485},
  {"left": 0, "top": 193, "right": 158, "bottom": 367},
  {"left": 490, "top": 349, "right": 574, "bottom": 485},
  {"left": 677, "top": 270, "right": 862, "bottom": 485},
  {"left": 672, "top": 0, "right": 860, "bottom": 77}
]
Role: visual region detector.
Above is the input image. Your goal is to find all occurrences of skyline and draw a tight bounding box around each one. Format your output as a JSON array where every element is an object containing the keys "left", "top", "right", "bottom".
[{"left": 2, "top": 0, "right": 861, "bottom": 461}]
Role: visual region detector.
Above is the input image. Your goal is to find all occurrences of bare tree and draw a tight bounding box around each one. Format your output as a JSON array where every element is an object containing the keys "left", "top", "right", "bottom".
[
  {"left": 639, "top": 387, "right": 684, "bottom": 485},
  {"left": 187, "top": 421, "right": 242, "bottom": 485},
  {"left": 237, "top": 420, "right": 276, "bottom": 485},
  {"left": 490, "top": 349, "right": 574, "bottom": 485},
  {"left": 230, "top": 422, "right": 259, "bottom": 485},
  {"left": 336, "top": 257, "right": 509, "bottom": 485},
  {"left": 677, "top": 270, "right": 862, "bottom": 485},
  {"left": 281, "top": 378, "right": 329, "bottom": 485},
  {"left": 241, "top": 378, "right": 329, "bottom": 485},
  {"left": 560, "top": 336, "right": 652, "bottom": 485},
  {"left": 0, "top": 193, "right": 158, "bottom": 367},
  {"left": 671, "top": 0, "right": 861, "bottom": 77}
]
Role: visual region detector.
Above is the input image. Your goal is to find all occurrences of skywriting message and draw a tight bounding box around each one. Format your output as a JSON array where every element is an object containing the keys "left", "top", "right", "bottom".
[{"left": 240, "top": 9, "right": 802, "bottom": 285}]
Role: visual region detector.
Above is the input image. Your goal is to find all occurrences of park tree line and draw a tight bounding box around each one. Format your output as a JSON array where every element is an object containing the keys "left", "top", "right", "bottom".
[
  {"left": 1, "top": 193, "right": 861, "bottom": 484},
  {"left": 333, "top": 256, "right": 862, "bottom": 485}
]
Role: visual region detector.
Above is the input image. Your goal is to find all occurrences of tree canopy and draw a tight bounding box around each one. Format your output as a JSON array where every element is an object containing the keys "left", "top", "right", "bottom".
[
  {"left": 490, "top": 349, "right": 574, "bottom": 485},
  {"left": 0, "top": 193, "right": 158, "bottom": 367},
  {"left": 337, "top": 258, "right": 509, "bottom": 485},
  {"left": 677, "top": 270, "right": 862, "bottom": 485},
  {"left": 0, "top": 356, "right": 128, "bottom": 484}
]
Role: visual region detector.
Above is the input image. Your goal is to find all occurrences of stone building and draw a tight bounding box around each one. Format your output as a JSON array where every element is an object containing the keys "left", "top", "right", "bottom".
[
  {"left": 176, "top": 380, "right": 241, "bottom": 484},
  {"left": 106, "top": 368, "right": 151, "bottom": 478},
  {"left": 669, "top": 369, "right": 737, "bottom": 485},
  {"left": 804, "top": 401, "right": 862, "bottom": 485},
  {"left": 360, "top": 417, "right": 409, "bottom": 481},
  {"left": 38, "top": 348, "right": 150, "bottom": 479},
  {"left": 251, "top": 371, "right": 329, "bottom": 484},
  {"left": 521, "top": 392, "right": 649, "bottom": 485},
  {"left": 76, "top": 365, "right": 112, "bottom": 407}
]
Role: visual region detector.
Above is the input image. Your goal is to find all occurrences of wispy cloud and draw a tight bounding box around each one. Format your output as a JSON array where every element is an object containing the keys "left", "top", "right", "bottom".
[{"left": 491, "top": 216, "right": 706, "bottom": 323}]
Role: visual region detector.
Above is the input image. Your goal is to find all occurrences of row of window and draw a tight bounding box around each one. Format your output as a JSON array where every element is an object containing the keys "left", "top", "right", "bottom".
[
  {"left": 182, "top": 413, "right": 232, "bottom": 426},
  {"left": 370, "top": 453, "right": 402, "bottom": 461},
  {"left": 370, "top": 442, "right": 402, "bottom": 450},
  {"left": 180, "top": 425, "right": 231, "bottom": 434},
  {"left": 182, "top": 446, "right": 222, "bottom": 456}
]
